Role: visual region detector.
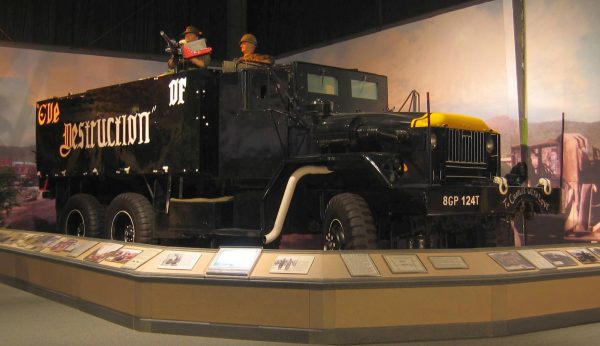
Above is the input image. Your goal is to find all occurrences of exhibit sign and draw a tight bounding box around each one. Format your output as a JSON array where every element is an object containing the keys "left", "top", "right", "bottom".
[
  {"left": 84, "top": 243, "right": 123, "bottom": 263},
  {"left": 341, "top": 253, "right": 381, "bottom": 277},
  {"left": 566, "top": 248, "right": 599, "bottom": 264},
  {"left": 538, "top": 250, "right": 578, "bottom": 267},
  {"left": 517, "top": 249, "right": 556, "bottom": 270},
  {"left": 66, "top": 240, "right": 98, "bottom": 257},
  {"left": 207, "top": 247, "right": 262, "bottom": 276},
  {"left": 383, "top": 254, "right": 427, "bottom": 274},
  {"left": 104, "top": 248, "right": 142, "bottom": 264},
  {"left": 269, "top": 255, "right": 315, "bottom": 274},
  {"left": 157, "top": 251, "right": 202, "bottom": 270},
  {"left": 428, "top": 256, "right": 469, "bottom": 269},
  {"left": 122, "top": 248, "right": 162, "bottom": 270},
  {"left": 49, "top": 238, "right": 78, "bottom": 253},
  {"left": 488, "top": 251, "right": 535, "bottom": 271}
]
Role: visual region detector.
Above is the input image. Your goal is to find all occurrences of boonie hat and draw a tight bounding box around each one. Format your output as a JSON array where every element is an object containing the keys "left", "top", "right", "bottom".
[
  {"left": 239, "top": 33, "right": 257, "bottom": 46},
  {"left": 182, "top": 25, "right": 202, "bottom": 36}
]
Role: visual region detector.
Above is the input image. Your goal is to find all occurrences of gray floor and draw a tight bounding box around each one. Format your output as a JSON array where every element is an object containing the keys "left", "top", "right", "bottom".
[{"left": 1, "top": 282, "right": 599, "bottom": 346}]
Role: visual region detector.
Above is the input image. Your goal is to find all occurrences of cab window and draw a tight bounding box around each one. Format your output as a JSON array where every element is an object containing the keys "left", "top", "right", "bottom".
[
  {"left": 307, "top": 73, "right": 338, "bottom": 96},
  {"left": 351, "top": 79, "right": 378, "bottom": 100}
]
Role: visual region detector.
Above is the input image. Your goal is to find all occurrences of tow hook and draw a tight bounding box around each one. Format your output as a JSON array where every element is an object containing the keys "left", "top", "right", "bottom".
[{"left": 493, "top": 176, "right": 508, "bottom": 195}]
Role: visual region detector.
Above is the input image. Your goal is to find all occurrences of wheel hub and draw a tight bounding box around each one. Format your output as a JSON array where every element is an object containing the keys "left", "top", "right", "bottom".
[
  {"left": 65, "top": 210, "right": 85, "bottom": 237},
  {"left": 323, "top": 219, "right": 345, "bottom": 250},
  {"left": 112, "top": 211, "right": 135, "bottom": 242}
]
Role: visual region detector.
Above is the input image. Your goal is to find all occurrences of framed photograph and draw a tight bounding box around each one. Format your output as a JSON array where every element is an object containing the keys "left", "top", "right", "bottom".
[
  {"left": 26, "top": 234, "right": 62, "bottom": 252},
  {"left": 158, "top": 251, "right": 202, "bottom": 270},
  {"left": 66, "top": 240, "right": 99, "bottom": 257},
  {"left": 538, "top": 250, "right": 578, "bottom": 267},
  {"left": 517, "top": 249, "right": 556, "bottom": 270},
  {"left": 17, "top": 234, "right": 41, "bottom": 249},
  {"left": 341, "top": 253, "right": 380, "bottom": 277},
  {"left": 0, "top": 231, "right": 13, "bottom": 244},
  {"left": 428, "top": 256, "right": 469, "bottom": 269},
  {"left": 383, "top": 254, "right": 427, "bottom": 274},
  {"left": 121, "top": 249, "right": 162, "bottom": 270},
  {"left": 104, "top": 248, "right": 142, "bottom": 264},
  {"left": 588, "top": 247, "right": 600, "bottom": 257},
  {"left": 84, "top": 243, "right": 123, "bottom": 263},
  {"left": 488, "top": 251, "right": 535, "bottom": 271},
  {"left": 566, "top": 248, "right": 599, "bottom": 264},
  {"left": 49, "top": 238, "right": 78, "bottom": 253},
  {"left": 206, "top": 247, "right": 262, "bottom": 276},
  {"left": 269, "top": 255, "right": 315, "bottom": 274}
]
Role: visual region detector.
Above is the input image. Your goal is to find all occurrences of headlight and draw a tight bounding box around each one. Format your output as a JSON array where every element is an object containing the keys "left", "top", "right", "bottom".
[
  {"left": 486, "top": 136, "right": 496, "bottom": 154},
  {"left": 430, "top": 133, "right": 437, "bottom": 149}
]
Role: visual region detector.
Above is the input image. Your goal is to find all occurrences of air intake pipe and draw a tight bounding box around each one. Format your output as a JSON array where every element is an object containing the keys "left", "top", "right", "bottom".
[{"left": 262, "top": 165, "right": 333, "bottom": 244}]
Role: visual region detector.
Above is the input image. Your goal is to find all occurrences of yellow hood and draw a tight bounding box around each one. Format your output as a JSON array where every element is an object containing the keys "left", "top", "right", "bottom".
[{"left": 410, "top": 112, "right": 497, "bottom": 133}]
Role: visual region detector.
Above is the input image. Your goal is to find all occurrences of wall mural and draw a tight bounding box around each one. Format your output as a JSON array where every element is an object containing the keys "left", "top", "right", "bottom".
[
  {"left": 1, "top": 0, "right": 599, "bottom": 246},
  {"left": 0, "top": 46, "right": 166, "bottom": 230}
]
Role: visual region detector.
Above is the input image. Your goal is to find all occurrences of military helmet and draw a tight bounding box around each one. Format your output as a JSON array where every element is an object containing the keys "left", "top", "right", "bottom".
[
  {"left": 239, "top": 33, "right": 257, "bottom": 46},
  {"left": 182, "top": 25, "right": 202, "bottom": 36}
]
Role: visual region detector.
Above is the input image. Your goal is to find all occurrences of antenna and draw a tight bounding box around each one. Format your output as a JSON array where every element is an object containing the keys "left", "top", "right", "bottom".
[
  {"left": 427, "top": 92, "right": 432, "bottom": 186},
  {"left": 560, "top": 112, "right": 565, "bottom": 191}
]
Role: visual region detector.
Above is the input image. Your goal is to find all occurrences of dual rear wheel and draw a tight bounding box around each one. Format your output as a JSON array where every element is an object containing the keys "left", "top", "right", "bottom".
[{"left": 59, "top": 192, "right": 154, "bottom": 243}]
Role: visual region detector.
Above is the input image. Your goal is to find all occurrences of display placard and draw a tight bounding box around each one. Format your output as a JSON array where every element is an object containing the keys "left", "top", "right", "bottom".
[
  {"left": 383, "top": 254, "right": 427, "bottom": 274},
  {"left": 428, "top": 256, "right": 468, "bottom": 269},
  {"left": 104, "top": 248, "right": 142, "bottom": 264},
  {"left": 488, "top": 251, "right": 535, "bottom": 271},
  {"left": 16, "top": 234, "right": 41, "bottom": 249},
  {"left": 269, "top": 255, "right": 315, "bottom": 274},
  {"left": 517, "top": 249, "right": 556, "bottom": 270},
  {"left": 566, "top": 248, "right": 599, "bottom": 264},
  {"left": 27, "top": 234, "right": 62, "bottom": 252},
  {"left": 0, "top": 230, "right": 13, "bottom": 244},
  {"left": 206, "top": 247, "right": 262, "bottom": 276},
  {"left": 66, "top": 240, "right": 99, "bottom": 257},
  {"left": 538, "top": 250, "right": 578, "bottom": 267},
  {"left": 84, "top": 243, "right": 123, "bottom": 263},
  {"left": 341, "top": 253, "right": 380, "bottom": 277},
  {"left": 157, "top": 251, "right": 202, "bottom": 270},
  {"left": 49, "top": 238, "right": 78, "bottom": 253},
  {"left": 121, "top": 248, "right": 162, "bottom": 270},
  {"left": 587, "top": 247, "right": 600, "bottom": 258}
]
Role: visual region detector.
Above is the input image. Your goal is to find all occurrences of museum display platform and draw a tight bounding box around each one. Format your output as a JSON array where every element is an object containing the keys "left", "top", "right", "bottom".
[{"left": 1, "top": 228, "right": 600, "bottom": 344}]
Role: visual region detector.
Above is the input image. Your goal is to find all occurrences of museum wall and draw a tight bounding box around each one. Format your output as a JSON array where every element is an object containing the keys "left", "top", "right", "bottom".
[{"left": 1, "top": 0, "right": 599, "bottom": 244}]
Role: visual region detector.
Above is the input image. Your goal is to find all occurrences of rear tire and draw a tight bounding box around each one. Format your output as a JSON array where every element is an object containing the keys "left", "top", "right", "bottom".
[
  {"left": 59, "top": 194, "right": 105, "bottom": 238},
  {"left": 106, "top": 193, "right": 154, "bottom": 243},
  {"left": 322, "top": 193, "right": 377, "bottom": 250}
]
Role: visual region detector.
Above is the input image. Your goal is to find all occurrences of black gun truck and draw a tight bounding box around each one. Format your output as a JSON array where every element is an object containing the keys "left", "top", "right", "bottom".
[{"left": 36, "top": 62, "right": 560, "bottom": 249}]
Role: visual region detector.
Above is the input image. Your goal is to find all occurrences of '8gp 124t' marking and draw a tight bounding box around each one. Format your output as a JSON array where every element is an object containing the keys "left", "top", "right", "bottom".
[{"left": 442, "top": 195, "right": 480, "bottom": 206}]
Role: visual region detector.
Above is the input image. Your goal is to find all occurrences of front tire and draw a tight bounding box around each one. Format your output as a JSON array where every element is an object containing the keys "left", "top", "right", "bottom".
[
  {"left": 106, "top": 193, "right": 154, "bottom": 243},
  {"left": 322, "top": 193, "right": 377, "bottom": 250},
  {"left": 59, "top": 194, "right": 105, "bottom": 237}
]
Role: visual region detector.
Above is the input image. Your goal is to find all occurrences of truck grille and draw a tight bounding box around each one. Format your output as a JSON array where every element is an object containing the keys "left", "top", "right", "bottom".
[{"left": 447, "top": 129, "right": 486, "bottom": 164}]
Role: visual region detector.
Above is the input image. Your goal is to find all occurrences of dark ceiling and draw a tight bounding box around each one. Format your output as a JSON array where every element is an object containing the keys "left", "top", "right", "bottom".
[{"left": 0, "top": 0, "right": 484, "bottom": 61}]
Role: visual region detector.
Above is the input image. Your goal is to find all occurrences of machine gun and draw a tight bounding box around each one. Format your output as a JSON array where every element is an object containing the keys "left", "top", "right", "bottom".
[{"left": 160, "top": 31, "right": 182, "bottom": 72}]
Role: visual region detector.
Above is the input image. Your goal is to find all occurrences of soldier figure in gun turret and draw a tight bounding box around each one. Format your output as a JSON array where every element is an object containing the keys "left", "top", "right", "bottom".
[
  {"left": 233, "top": 33, "right": 274, "bottom": 69},
  {"left": 167, "top": 25, "right": 212, "bottom": 71}
]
